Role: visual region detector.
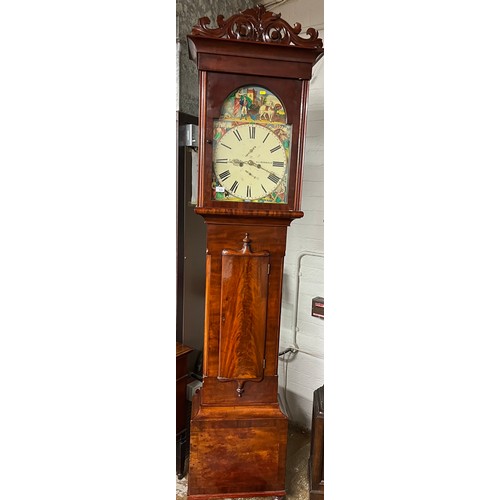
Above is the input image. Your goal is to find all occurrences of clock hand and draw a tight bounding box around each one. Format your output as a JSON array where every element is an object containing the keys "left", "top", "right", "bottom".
[
  {"left": 247, "top": 159, "right": 273, "bottom": 175},
  {"left": 244, "top": 146, "right": 256, "bottom": 157},
  {"left": 244, "top": 169, "right": 258, "bottom": 179},
  {"left": 231, "top": 159, "right": 246, "bottom": 166}
]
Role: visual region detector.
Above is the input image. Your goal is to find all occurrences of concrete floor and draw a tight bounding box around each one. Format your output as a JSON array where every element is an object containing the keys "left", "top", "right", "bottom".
[{"left": 176, "top": 424, "right": 311, "bottom": 500}]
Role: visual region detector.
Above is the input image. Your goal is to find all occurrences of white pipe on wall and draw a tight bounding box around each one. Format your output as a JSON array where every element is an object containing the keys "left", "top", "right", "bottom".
[
  {"left": 279, "top": 250, "right": 324, "bottom": 421},
  {"left": 290, "top": 251, "right": 324, "bottom": 353}
]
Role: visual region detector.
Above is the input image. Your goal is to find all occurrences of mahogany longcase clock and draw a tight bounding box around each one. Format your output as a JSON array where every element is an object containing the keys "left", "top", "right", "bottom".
[{"left": 186, "top": 6, "right": 323, "bottom": 500}]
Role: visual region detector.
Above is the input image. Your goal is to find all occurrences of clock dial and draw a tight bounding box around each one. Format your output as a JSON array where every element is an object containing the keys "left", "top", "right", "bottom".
[
  {"left": 213, "top": 122, "right": 289, "bottom": 201},
  {"left": 211, "top": 85, "right": 292, "bottom": 205}
]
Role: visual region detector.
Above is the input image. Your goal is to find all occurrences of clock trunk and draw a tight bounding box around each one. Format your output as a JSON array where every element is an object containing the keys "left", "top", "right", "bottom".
[{"left": 187, "top": 216, "right": 291, "bottom": 499}]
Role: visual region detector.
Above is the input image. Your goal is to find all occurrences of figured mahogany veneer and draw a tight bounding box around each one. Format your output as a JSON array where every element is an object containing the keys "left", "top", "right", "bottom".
[
  {"left": 218, "top": 234, "right": 269, "bottom": 396},
  {"left": 189, "top": 392, "right": 287, "bottom": 499},
  {"left": 196, "top": 213, "right": 296, "bottom": 407},
  {"left": 187, "top": 213, "right": 294, "bottom": 499}
]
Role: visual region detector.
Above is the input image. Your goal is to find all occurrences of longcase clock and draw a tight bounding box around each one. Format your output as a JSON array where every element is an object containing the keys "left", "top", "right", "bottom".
[{"left": 186, "top": 6, "right": 323, "bottom": 500}]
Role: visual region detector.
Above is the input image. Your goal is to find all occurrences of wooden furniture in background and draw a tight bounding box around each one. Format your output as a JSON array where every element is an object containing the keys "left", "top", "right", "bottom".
[
  {"left": 176, "top": 342, "right": 193, "bottom": 479},
  {"left": 176, "top": 111, "right": 206, "bottom": 356},
  {"left": 309, "top": 385, "right": 324, "bottom": 499}
]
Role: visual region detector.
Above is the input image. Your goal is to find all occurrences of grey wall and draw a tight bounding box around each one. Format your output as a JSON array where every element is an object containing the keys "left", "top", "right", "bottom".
[{"left": 176, "top": 0, "right": 258, "bottom": 116}]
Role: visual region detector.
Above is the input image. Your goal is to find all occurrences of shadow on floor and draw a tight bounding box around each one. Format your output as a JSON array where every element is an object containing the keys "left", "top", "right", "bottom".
[{"left": 176, "top": 424, "right": 311, "bottom": 500}]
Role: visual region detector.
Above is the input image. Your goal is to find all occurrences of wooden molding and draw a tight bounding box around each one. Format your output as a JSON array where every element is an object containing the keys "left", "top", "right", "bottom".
[{"left": 190, "top": 4, "right": 323, "bottom": 49}]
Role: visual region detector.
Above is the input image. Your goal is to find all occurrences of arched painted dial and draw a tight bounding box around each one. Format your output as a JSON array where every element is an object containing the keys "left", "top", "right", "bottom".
[{"left": 213, "top": 123, "right": 288, "bottom": 201}]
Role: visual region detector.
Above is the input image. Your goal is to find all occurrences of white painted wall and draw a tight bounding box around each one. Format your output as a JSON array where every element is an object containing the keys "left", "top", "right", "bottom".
[{"left": 274, "top": 0, "right": 325, "bottom": 429}]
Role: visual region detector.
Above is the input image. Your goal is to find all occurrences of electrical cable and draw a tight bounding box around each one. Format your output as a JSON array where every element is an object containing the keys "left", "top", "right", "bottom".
[{"left": 279, "top": 348, "right": 298, "bottom": 421}]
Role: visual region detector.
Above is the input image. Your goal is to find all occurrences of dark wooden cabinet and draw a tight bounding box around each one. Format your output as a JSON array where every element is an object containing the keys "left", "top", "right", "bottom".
[
  {"left": 176, "top": 342, "right": 193, "bottom": 479},
  {"left": 309, "top": 385, "right": 324, "bottom": 499},
  {"left": 176, "top": 111, "right": 206, "bottom": 357}
]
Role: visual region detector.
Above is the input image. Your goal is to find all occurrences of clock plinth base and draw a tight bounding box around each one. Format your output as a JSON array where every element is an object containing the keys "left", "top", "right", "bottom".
[
  {"left": 187, "top": 492, "right": 286, "bottom": 500},
  {"left": 187, "top": 390, "right": 288, "bottom": 500},
  {"left": 187, "top": 493, "right": 286, "bottom": 500}
]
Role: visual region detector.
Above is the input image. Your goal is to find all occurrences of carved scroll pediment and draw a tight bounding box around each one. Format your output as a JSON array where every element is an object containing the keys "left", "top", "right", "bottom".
[{"left": 190, "top": 4, "right": 323, "bottom": 49}]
